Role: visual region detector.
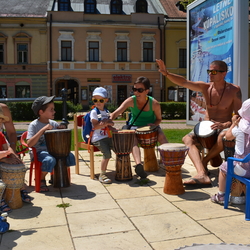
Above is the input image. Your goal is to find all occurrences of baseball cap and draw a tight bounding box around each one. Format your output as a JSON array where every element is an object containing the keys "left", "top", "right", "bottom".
[
  {"left": 0, "top": 106, "right": 9, "bottom": 122},
  {"left": 32, "top": 96, "right": 55, "bottom": 116},
  {"left": 92, "top": 87, "right": 108, "bottom": 98}
]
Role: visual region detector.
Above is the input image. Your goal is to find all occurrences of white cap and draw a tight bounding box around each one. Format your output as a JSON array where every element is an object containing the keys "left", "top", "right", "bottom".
[{"left": 92, "top": 87, "right": 108, "bottom": 98}]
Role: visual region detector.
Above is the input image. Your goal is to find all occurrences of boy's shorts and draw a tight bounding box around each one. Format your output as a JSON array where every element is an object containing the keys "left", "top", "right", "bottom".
[{"left": 92, "top": 137, "right": 113, "bottom": 159}]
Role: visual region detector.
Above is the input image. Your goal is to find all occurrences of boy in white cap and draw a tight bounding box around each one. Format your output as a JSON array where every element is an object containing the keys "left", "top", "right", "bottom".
[
  {"left": 90, "top": 87, "right": 114, "bottom": 184},
  {"left": 211, "top": 99, "right": 250, "bottom": 204},
  {"left": 27, "top": 96, "right": 75, "bottom": 192}
]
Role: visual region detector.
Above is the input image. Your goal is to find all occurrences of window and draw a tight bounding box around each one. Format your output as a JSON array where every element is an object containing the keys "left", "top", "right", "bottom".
[
  {"left": 89, "top": 41, "right": 99, "bottom": 61},
  {"left": 136, "top": 0, "right": 148, "bottom": 13},
  {"left": 13, "top": 32, "right": 31, "bottom": 64},
  {"left": 110, "top": 0, "right": 122, "bottom": 14},
  {"left": 86, "top": 32, "right": 102, "bottom": 61},
  {"left": 0, "top": 86, "right": 7, "bottom": 98},
  {"left": 17, "top": 44, "right": 28, "bottom": 64},
  {"left": 140, "top": 33, "right": 155, "bottom": 62},
  {"left": 58, "top": 0, "right": 70, "bottom": 11},
  {"left": 84, "top": 0, "right": 96, "bottom": 14},
  {"left": 15, "top": 85, "right": 30, "bottom": 98},
  {"left": 58, "top": 31, "right": 75, "bottom": 61},
  {"left": 143, "top": 42, "right": 153, "bottom": 62},
  {"left": 179, "top": 48, "right": 187, "bottom": 68},
  {"left": 117, "top": 42, "right": 127, "bottom": 62},
  {"left": 61, "top": 41, "right": 72, "bottom": 61},
  {"left": 0, "top": 44, "right": 4, "bottom": 63}
]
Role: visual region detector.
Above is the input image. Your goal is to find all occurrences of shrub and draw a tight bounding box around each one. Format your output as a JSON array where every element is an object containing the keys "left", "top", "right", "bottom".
[
  {"left": 6, "top": 101, "right": 82, "bottom": 121},
  {"left": 160, "top": 102, "right": 186, "bottom": 119}
]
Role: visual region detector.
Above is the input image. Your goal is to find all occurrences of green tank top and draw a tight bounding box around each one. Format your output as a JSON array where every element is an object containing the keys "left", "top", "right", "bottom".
[{"left": 129, "top": 95, "right": 156, "bottom": 127}]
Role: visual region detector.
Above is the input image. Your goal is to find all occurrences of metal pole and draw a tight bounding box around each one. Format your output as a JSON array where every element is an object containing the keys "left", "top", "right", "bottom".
[{"left": 61, "top": 88, "right": 69, "bottom": 127}]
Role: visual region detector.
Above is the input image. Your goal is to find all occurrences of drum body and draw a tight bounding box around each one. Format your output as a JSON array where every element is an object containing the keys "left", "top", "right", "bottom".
[
  {"left": 136, "top": 126, "right": 158, "bottom": 172},
  {"left": 112, "top": 130, "right": 135, "bottom": 181},
  {"left": 158, "top": 143, "right": 188, "bottom": 195},
  {"left": 0, "top": 180, "right": 6, "bottom": 201},
  {"left": 194, "top": 121, "right": 222, "bottom": 167},
  {"left": 222, "top": 138, "right": 235, "bottom": 161},
  {"left": 222, "top": 138, "right": 246, "bottom": 204},
  {"left": 44, "top": 129, "right": 71, "bottom": 188},
  {"left": 0, "top": 163, "right": 26, "bottom": 209}
]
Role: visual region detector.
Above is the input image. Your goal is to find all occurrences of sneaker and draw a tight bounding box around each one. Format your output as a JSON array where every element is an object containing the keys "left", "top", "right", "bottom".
[
  {"left": 135, "top": 163, "right": 148, "bottom": 179},
  {"left": 211, "top": 193, "right": 225, "bottom": 204},
  {"left": 99, "top": 174, "right": 112, "bottom": 184}
]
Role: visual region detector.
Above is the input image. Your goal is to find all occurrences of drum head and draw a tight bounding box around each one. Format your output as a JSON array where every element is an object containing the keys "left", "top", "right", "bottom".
[
  {"left": 136, "top": 125, "right": 157, "bottom": 132},
  {"left": 194, "top": 121, "right": 215, "bottom": 137},
  {"left": 158, "top": 143, "right": 187, "bottom": 151},
  {"left": 45, "top": 129, "right": 71, "bottom": 134},
  {"left": 114, "top": 130, "right": 135, "bottom": 134}
]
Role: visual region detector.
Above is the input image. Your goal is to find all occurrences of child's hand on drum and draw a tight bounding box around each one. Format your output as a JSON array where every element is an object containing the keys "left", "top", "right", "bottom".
[
  {"left": 43, "top": 124, "right": 53, "bottom": 131},
  {"left": 0, "top": 149, "right": 11, "bottom": 159},
  {"left": 1, "top": 153, "right": 23, "bottom": 164}
]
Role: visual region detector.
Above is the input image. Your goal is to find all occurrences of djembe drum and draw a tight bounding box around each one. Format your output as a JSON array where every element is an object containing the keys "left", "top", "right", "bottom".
[
  {"left": 158, "top": 143, "right": 189, "bottom": 195},
  {"left": 112, "top": 130, "right": 135, "bottom": 181},
  {"left": 194, "top": 121, "right": 222, "bottom": 167},
  {"left": 135, "top": 126, "right": 158, "bottom": 172},
  {"left": 222, "top": 137, "right": 245, "bottom": 204},
  {"left": 0, "top": 180, "right": 6, "bottom": 203},
  {"left": 44, "top": 129, "right": 71, "bottom": 188},
  {"left": 0, "top": 163, "right": 26, "bottom": 209}
]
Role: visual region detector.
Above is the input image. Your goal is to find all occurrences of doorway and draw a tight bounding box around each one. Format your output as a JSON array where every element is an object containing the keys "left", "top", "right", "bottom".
[
  {"left": 117, "top": 85, "right": 127, "bottom": 106},
  {"left": 56, "top": 80, "right": 79, "bottom": 104}
]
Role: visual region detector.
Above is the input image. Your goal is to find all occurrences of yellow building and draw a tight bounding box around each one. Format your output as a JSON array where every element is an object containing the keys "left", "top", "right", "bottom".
[
  {"left": 0, "top": 0, "right": 49, "bottom": 98},
  {"left": 48, "top": 0, "right": 166, "bottom": 108}
]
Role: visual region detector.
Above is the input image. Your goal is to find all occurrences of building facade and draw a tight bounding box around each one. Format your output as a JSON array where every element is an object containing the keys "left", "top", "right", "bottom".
[
  {"left": 48, "top": 0, "right": 166, "bottom": 108},
  {"left": 0, "top": 0, "right": 49, "bottom": 99}
]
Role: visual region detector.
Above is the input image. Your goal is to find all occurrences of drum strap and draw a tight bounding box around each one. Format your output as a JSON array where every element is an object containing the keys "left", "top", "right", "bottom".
[{"left": 128, "top": 98, "right": 149, "bottom": 129}]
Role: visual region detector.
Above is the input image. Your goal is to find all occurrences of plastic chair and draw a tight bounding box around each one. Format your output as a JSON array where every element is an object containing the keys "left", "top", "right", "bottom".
[
  {"left": 20, "top": 131, "right": 42, "bottom": 192},
  {"left": 73, "top": 114, "right": 99, "bottom": 179},
  {"left": 224, "top": 153, "right": 250, "bottom": 221}
]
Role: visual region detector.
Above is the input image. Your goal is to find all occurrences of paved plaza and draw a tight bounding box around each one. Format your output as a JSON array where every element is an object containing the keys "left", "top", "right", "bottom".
[{"left": 0, "top": 121, "right": 249, "bottom": 249}]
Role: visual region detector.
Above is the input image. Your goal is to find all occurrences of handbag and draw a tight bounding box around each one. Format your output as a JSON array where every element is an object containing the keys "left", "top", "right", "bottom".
[{"left": 122, "top": 98, "right": 149, "bottom": 130}]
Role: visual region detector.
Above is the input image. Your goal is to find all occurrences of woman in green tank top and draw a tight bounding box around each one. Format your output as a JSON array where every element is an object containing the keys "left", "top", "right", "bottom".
[{"left": 110, "top": 76, "right": 168, "bottom": 179}]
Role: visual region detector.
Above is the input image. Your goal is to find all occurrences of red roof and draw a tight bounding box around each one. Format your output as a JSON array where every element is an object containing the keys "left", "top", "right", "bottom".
[{"left": 159, "top": 0, "right": 187, "bottom": 19}]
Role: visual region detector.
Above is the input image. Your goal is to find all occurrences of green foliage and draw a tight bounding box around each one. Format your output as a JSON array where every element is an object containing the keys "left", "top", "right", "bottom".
[
  {"left": 180, "top": 0, "right": 195, "bottom": 9},
  {"left": 6, "top": 101, "right": 82, "bottom": 121},
  {"left": 160, "top": 102, "right": 186, "bottom": 119}
]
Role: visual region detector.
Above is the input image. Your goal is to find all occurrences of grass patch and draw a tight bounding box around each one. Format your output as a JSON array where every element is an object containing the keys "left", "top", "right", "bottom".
[
  {"left": 71, "top": 128, "right": 192, "bottom": 151},
  {"left": 56, "top": 203, "right": 71, "bottom": 208}
]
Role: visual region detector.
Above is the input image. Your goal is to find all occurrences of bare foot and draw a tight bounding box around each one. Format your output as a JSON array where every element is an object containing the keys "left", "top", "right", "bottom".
[{"left": 183, "top": 175, "right": 211, "bottom": 185}]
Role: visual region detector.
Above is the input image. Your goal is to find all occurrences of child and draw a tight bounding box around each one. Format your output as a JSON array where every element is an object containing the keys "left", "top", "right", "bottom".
[
  {"left": 90, "top": 87, "right": 114, "bottom": 184},
  {"left": 211, "top": 99, "right": 250, "bottom": 204},
  {"left": 27, "top": 96, "right": 75, "bottom": 192},
  {"left": 0, "top": 108, "right": 25, "bottom": 212}
]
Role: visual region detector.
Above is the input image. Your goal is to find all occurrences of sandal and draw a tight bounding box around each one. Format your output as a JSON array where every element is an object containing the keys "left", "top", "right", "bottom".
[
  {"left": 0, "top": 198, "right": 12, "bottom": 213},
  {"left": 40, "top": 180, "right": 49, "bottom": 192},
  {"left": 21, "top": 190, "right": 33, "bottom": 203}
]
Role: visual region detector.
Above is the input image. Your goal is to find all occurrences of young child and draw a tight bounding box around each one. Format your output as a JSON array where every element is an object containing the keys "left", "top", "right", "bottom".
[
  {"left": 90, "top": 87, "right": 114, "bottom": 184},
  {"left": 0, "top": 108, "right": 24, "bottom": 212},
  {"left": 27, "top": 96, "right": 75, "bottom": 192},
  {"left": 211, "top": 99, "right": 250, "bottom": 204}
]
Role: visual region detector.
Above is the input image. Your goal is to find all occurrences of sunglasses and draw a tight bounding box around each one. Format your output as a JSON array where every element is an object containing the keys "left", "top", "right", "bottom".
[
  {"left": 207, "top": 70, "right": 225, "bottom": 75},
  {"left": 132, "top": 87, "right": 145, "bottom": 93},
  {"left": 92, "top": 98, "right": 105, "bottom": 103}
]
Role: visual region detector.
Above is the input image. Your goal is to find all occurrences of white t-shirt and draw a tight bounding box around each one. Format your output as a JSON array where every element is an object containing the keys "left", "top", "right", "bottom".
[
  {"left": 232, "top": 126, "right": 245, "bottom": 155},
  {"left": 90, "top": 109, "right": 110, "bottom": 143}
]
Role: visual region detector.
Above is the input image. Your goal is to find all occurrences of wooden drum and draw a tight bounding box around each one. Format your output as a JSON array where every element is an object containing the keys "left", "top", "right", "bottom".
[
  {"left": 44, "top": 129, "right": 71, "bottom": 188},
  {"left": 158, "top": 143, "right": 189, "bottom": 195},
  {"left": 0, "top": 163, "right": 26, "bottom": 209},
  {"left": 0, "top": 180, "right": 6, "bottom": 202},
  {"left": 222, "top": 138, "right": 245, "bottom": 204},
  {"left": 194, "top": 121, "right": 222, "bottom": 167},
  {"left": 135, "top": 126, "right": 158, "bottom": 172},
  {"left": 112, "top": 130, "right": 135, "bottom": 181}
]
